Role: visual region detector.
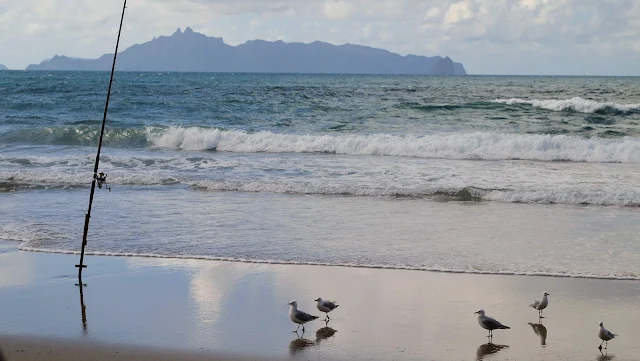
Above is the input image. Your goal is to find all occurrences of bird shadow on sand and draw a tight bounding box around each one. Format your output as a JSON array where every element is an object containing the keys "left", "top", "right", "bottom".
[
  {"left": 476, "top": 343, "right": 509, "bottom": 361},
  {"left": 528, "top": 321, "right": 547, "bottom": 346},
  {"left": 289, "top": 327, "right": 338, "bottom": 356}
]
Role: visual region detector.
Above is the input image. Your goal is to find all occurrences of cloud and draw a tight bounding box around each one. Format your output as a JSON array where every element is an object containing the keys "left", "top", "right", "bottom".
[
  {"left": 0, "top": 0, "right": 638, "bottom": 75},
  {"left": 443, "top": 1, "right": 475, "bottom": 25},
  {"left": 323, "top": 1, "right": 354, "bottom": 19}
]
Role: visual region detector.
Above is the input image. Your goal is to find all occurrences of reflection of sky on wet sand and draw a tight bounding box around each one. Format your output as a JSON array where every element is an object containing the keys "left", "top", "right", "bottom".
[
  {"left": 125, "top": 257, "right": 640, "bottom": 360},
  {"left": 1, "top": 249, "right": 640, "bottom": 360},
  {"left": 0, "top": 243, "right": 34, "bottom": 287}
]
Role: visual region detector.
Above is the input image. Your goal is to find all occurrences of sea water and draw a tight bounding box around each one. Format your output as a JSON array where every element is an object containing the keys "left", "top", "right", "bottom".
[{"left": 1, "top": 71, "right": 640, "bottom": 279}]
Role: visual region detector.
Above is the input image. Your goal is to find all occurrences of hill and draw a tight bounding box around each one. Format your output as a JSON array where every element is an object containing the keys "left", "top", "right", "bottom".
[{"left": 26, "top": 27, "right": 466, "bottom": 75}]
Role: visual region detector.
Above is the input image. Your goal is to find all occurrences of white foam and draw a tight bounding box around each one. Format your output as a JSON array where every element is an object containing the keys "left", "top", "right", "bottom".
[
  {"left": 492, "top": 97, "right": 640, "bottom": 114},
  {"left": 0, "top": 223, "right": 68, "bottom": 243},
  {"left": 149, "top": 127, "right": 221, "bottom": 150},
  {"left": 149, "top": 128, "right": 640, "bottom": 163},
  {"left": 483, "top": 189, "right": 640, "bottom": 206},
  {"left": 189, "top": 180, "right": 640, "bottom": 206},
  {"left": 0, "top": 170, "right": 178, "bottom": 187}
]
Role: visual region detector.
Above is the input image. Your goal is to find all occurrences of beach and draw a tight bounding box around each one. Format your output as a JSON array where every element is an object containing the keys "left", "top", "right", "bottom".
[
  {"left": 1, "top": 241, "right": 639, "bottom": 361},
  {"left": 2, "top": 72, "right": 640, "bottom": 360}
]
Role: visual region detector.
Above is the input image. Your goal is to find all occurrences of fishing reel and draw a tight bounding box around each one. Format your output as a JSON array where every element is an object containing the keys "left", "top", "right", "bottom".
[{"left": 95, "top": 172, "right": 111, "bottom": 192}]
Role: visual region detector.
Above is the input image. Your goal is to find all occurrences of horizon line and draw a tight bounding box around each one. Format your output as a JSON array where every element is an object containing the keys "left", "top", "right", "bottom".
[{"left": 1, "top": 69, "right": 639, "bottom": 77}]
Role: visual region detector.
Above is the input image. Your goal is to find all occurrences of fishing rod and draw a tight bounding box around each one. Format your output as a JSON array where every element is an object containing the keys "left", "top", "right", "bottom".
[{"left": 76, "top": 0, "right": 127, "bottom": 285}]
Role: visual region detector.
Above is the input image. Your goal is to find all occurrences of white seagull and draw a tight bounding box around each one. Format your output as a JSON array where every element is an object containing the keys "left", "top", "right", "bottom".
[
  {"left": 288, "top": 300, "right": 318, "bottom": 333},
  {"left": 598, "top": 322, "right": 617, "bottom": 350},
  {"left": 529, "top": 291, "right": 550, "bottom": 318},
  {"left": 314, "top": 297, "right": 339, "bottom": 320},
  {"left": 475, "top": 310, "right": 510, "bottom": 338}
]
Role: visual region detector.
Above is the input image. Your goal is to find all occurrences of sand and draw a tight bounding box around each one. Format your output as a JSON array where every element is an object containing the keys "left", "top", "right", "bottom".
[
  {"left": 1, "top": 241, "right": 640, "bottom": 360},
  {"left": 0, "top": 336, "right": 280, "bottom": 361}
]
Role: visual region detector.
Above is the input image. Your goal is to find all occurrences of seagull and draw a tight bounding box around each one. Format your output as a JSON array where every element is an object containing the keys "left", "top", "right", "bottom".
[
  {"left": 288, "top": 300, "right": 318, "bottom": 333},
  {"left": 314, "top": 297, "right": 339, "bottom": 320},
  {"left": 475, "top": 310, "right": 510, "bottom": 338},
  {"left": 598, "top": 322, "right": 617, "bottom": 350},
  {"left": 529, "top": 292, "right": 550, "bottom": 318}
]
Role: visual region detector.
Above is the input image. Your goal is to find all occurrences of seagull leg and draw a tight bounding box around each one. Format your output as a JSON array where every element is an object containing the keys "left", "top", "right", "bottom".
[
  {"left": 302, "top": 324, "right": 305, "bottom": 333},
  {"left": 605, "top": 341, "right": 608, "bottom": 349},
  {"left": 295, "top": 324, "right": 301, "bottom": 333}
]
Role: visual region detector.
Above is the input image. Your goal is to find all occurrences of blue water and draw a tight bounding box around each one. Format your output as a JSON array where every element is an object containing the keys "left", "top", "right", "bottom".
[{"left": 2, "top": 71, "right": 640, "bottom": 279}]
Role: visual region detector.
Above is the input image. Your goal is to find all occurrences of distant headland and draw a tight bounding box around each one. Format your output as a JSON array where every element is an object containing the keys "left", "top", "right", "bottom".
[
  {"left": 26, "top": 27, "right": 466, "bottom": 75},
  {"left": 0, "top": 64, "right": 8, "bottom": 70}
]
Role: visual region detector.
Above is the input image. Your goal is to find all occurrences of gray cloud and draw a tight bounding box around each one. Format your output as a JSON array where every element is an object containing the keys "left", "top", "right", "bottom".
[{"left": 0, "top": 0, "right": 638, "bottom": 74}]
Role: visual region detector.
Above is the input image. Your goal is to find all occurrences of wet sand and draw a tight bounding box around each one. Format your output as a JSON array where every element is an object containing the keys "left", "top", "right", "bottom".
[
  {"left": 1, "top": 241, "right": 640, "bottom": 361},
  {"left": 0, "top": 336, "right": 280, "bottom": 361}
]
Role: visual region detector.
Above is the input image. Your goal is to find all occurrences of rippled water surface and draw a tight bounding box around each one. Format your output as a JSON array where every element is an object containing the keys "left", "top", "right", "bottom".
[{"left": 2, "top": 72, "right": 640, "bottom": 279}]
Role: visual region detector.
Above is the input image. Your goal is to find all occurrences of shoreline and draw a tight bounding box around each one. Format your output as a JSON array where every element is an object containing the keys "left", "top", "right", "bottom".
[
  {"left": 2, "top": 242, "right": 640, "bottom": 360},
  {"left": 13, "top": 244, "right": 640, "bottom": 282}
]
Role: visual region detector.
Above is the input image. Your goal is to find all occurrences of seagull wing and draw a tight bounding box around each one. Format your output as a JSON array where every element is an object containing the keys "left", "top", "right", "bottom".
[
  {"left": 482, "top": 316, "right": 508, "bottom": 330},
  {"left": 530, "top": 300, "right": 540, "bottom": 308},
  {"left": 295, "top": 310, "right": 318, "bottom": 323},
  {"left": 323, "top": 300, "right": 339, "bottom": 310}
]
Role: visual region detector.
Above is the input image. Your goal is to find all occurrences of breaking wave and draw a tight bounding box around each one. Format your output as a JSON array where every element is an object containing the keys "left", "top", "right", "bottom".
[
  {"left": 150, "top": 128, "right": 640, "bottom": 163},
  {"left": 4, "top": 123, "right": 640, "bottom": 163},
  {"left": 492, "top": 97, "right": 640, "bottom": 114}
]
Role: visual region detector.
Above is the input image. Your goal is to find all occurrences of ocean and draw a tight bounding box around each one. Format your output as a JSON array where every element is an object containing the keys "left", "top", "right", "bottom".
[{"left": 1, "top": 71, "right": 640, "bottom": 280}]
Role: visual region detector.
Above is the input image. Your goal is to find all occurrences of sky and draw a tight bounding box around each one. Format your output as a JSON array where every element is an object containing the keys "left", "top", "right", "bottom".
[{"left": 0, "top": 0, "right": 639, "bottom": 75}]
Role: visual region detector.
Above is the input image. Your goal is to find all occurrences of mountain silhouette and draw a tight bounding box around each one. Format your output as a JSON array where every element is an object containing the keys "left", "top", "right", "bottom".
[
  {"left": 0, "top": 64, "right": 8, "bottom": 70},
  {"left": 26, "top": 27, "right": 466, "bottom": 75}
]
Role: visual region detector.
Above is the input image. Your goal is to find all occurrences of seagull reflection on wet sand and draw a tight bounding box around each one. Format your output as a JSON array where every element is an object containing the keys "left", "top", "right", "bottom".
[
  {"left": 476, "top": 343, "right": 509, "bottom": 361},
  {"left": 315, "top": 326, "right": 337, "bottom": 343},
  {"left": 528, "top": 322, "right": 547, "bottom": 346},
  {"left": 289, "top": 326, "right": 337, "bottom": 356},
  {"left": 597, "top": 351, "right": 615, "bottom": 361},
  {"left": 289, "top": 337, "right": 315, "bottom": 356}
]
